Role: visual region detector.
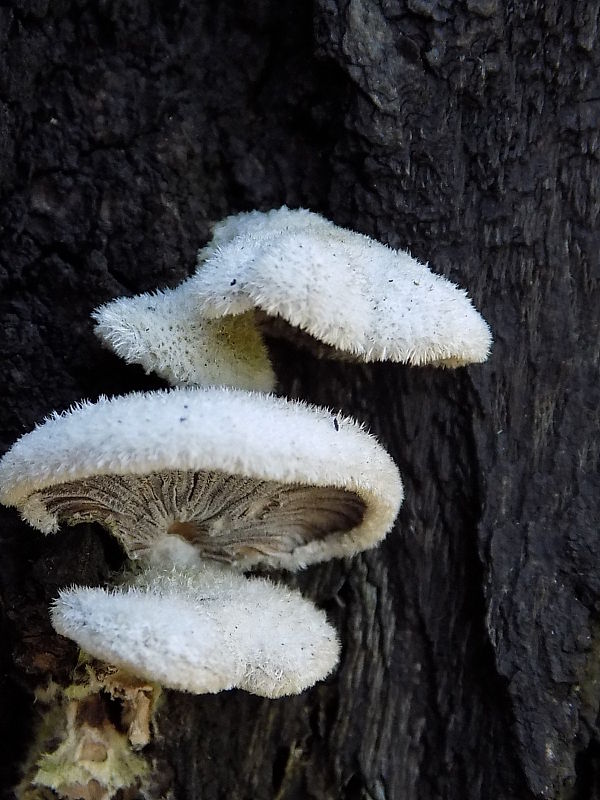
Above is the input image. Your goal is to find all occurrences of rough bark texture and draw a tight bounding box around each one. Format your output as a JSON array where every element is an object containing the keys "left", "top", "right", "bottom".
[{"left": 1, "top": 1, "right": 599, "bottom": 798}]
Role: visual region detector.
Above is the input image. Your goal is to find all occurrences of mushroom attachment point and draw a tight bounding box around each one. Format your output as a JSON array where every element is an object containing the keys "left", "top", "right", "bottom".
[
  {"left": 51, "top": 563, "right": 340, "bottom": 697},
  {"left": 0, "top": 387, "right": 403, "bottom": 571}
]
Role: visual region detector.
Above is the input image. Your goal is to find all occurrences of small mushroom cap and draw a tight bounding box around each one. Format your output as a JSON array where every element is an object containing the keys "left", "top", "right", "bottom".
[
  {"left": 93, "top": 289, "right": 275, "bottom": 393},
  {"left": 194, "top": 206, "right": 492, "bottom": 367},
  {"left": 0, "top": 387, "right": 403, "bottom": 570},
  {"left": 51, "top": 564, "right": 340, "bottom": 697}
]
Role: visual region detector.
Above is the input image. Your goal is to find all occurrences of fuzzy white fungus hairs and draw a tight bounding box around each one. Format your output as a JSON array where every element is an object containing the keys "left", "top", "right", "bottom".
[
  {"left": 52, "top": 563, "right": 340, "bottom": 697},
  {"left": 193, "top": 206, "right": 492, "bottom": 367},
  {"left": 93, "top": 289, "right": 275, "bottom": 393},
  {"left": 0, "top": 387, "right": 403, "bottom": 570},
  {"left": 196, "top": 206, "right": 325, "bottom": 260}
]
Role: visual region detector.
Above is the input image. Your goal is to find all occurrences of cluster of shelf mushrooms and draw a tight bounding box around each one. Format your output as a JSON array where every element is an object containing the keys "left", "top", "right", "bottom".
[{"left": 1, "top": 207, "right": 491, "bottom": 799}]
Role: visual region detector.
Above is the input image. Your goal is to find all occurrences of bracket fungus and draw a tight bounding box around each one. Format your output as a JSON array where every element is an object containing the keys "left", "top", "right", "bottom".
[
  {"left": 0, "top": 386, "right": 403, "bottom": 571},
  {"left": 93, "top": 206, "right": 492, "bottom": 392},
  {"left": 52, "top": 563, "right": 340, "bottom": 698}
]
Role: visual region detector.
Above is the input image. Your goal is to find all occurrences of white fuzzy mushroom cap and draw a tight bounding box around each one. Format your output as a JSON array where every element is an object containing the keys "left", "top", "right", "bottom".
[
  {"left": 193, "top": 206, "right": 492, "bottom": 366},
  {"left": 93, "top": 289, "right": 275, "bottom": 393},
  {"left": 51, "top": 564, "right": 340, "bottom": 697},
  {"left": 0, "top": 387, "right": 403, "bottom": 570}
]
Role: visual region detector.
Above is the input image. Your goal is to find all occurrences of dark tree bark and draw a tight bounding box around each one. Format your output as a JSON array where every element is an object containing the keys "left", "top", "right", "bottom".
[{"left": 1, "top": 1, "right": 599, "bottom": 798}]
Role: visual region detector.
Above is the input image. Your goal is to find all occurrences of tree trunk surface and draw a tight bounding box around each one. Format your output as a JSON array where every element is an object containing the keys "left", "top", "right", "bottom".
[{"left": 1, "top": 1, "right": 599, "bottom": 799}]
